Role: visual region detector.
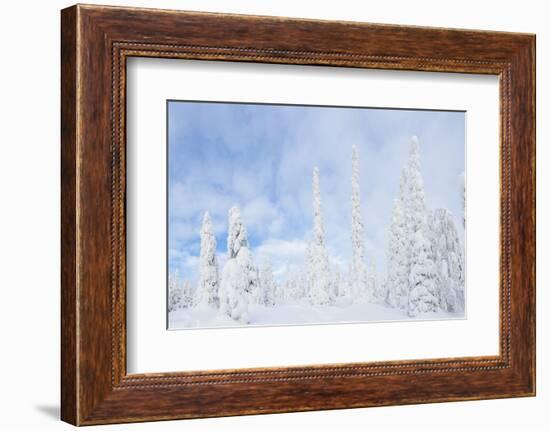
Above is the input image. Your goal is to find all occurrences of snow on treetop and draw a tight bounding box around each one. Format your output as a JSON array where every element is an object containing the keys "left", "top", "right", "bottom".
[{"left": 227, "top": 206, "right": 249, "bottom": 258}]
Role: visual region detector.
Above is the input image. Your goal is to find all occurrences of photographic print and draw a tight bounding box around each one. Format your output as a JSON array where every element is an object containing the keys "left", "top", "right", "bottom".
[{"left": 167, "top": 101, "right": 465, "bottom": 329}]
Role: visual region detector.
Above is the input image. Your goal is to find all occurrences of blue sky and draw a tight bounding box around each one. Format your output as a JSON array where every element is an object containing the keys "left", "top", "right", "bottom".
[{"left": 168, "top": 101, "right": 465, "bottom": 284}]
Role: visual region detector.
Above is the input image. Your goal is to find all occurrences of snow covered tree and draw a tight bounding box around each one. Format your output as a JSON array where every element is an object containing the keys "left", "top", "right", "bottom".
[
  {"left": 226, "top": 206, "right": 261, "bottom": 304},
  {"left": 305, "top": 240, "right": 314, "bottom": 286},
  {"left": 168, "top": 271, "right": 183, "bottom": 312},
  {"left": 307, "top": 167, "right": 333, "bottom": 305},
  {"left": 332, "top": 268, "right": 341, "bottom": 296},
  {"left": 284, "top": 269, "right": 308, "bottom": 301},
  {"left": 181, "top": 279, "right": 194, "bottom": 308},
  {"left": 448, "top": 250, "right": 465, "bottom": 311},
  {"left": 408, "top": 234, "right": 439, "bottom": 316},
  {"left": 385, "top": 136, "right": 464, "bottom": 317},
  {"left": 459, "top": 172, "right": 466, "bottom": 307},
  {"left": 194, "top": 211, "right": 220, "bottom": 308},
  {"left": 349, "top": 145, "right": 370, "bottom": 302},
  {"left": 218, "top": 206, "right": 252, "bottom": 322},
  {"left": 429, "top": 208, "right": 465, "bottom": 312},
  {"left": 259, "top": 258, "right": 277, "bottom": 306},
  {"left": 368, "top": 259, "right": 385, "bottom": 303},
  {"left": 404, "top": 136, "right": 439, "bottom": 317},
  {"left": 227, "top": 206, "right": 248, "bottom": 259},
  {"left": 283, "top": 278, "right": 298, "bottom": 301},
  {"left": 274, "top": 279, "right": 286, "bottom": 305},
  {"left": 237, "top": 247, "right": 262, "bottom": 304},
  {"left": 219, "top": 259, "right": 249, "bottom": 323},
  {"left": 331, "top": 266, "right": 348, "bottom": 297},
  {"left": 385, "top": 196, "right": 409, "bottom": 310}
]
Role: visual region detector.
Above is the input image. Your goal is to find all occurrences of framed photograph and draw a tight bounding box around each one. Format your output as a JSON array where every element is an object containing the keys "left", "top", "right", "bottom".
[
  {"left": 61, "top": 4, "right": 535, "bottom": 425},
  {"left": 165, "top": 101, "right": 466, "bottom": 330}
]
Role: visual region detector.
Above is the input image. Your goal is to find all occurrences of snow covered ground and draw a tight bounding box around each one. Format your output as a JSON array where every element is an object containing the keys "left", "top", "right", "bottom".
[{"left": 168, "top": 300, "right": 464, "bottom": 330}]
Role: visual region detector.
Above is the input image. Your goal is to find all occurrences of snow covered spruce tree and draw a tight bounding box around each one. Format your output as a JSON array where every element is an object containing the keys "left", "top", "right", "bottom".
[
  {"left": 429, "top": 208, "right": 465, "bottom": 312},
  {"left": 404, "top": 136, "right": 439, "bottom": 317},
  {"left": 332, "top": 266, "right": 349, "bottom": 298},
  {"left": 283, "top": 277, "right": 299, "bottom": 302},
  {"left": 219, "top": 259, "right": 249, "bottom": 322},
  {"left": 259, "top": 258, "right": 277, "bottom": 307},
  {"left": 307, "top": 167, "right": 334, "bottom": 305},
  {"left": 285, "top": 269, "right": 308, "bottom": 301},
  {"left": 385, "top": 194, "right": 410, "bottom": 310},
  {"left": 218, "top": 206, "right": 253, "bottom": 323},
  {"left": 168, "top": 271, "right": 183, "bottom": 312},
  {"left": 194, "top": 211, "right": 220, "bottom": 307},
  {"left": 228, "top": 206, "right": 262, "bottom": 304},
  {"left": 368, "top": 259, "right": 386, "bottom": 302},
  {"left": 274, "top": 279, "right": 286, "bottom": 305},
  {"left": 238, "top": 246, "right": 262, "bottom": 304},
  {"left": 181, "top": 280, "right": 194, "bottom": 308},
  {"left": 349, "top": 145, "right": 370, "bottom": 302}
]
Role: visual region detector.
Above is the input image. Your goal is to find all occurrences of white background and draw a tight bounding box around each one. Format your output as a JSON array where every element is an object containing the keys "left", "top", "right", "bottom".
[
  {"left": 127, "top": 59, "right": 499, "bottom": 373},
  {"left": 0, "top": 0, "right": 546, "bottom": 430}
]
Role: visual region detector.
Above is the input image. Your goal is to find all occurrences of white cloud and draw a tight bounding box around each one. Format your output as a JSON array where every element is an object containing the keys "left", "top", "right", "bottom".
[
  {"left": 232, "top": 170, "right": 267, "bottom": 200},
  {"left": 241, "top": 196, "right": 282, "bottom": 236},
  {"left": 254, "top": 238, "right": 308, "bottom": 281},
  {"left": 170, "top": 249, "right": 200, "bottom": 284}
]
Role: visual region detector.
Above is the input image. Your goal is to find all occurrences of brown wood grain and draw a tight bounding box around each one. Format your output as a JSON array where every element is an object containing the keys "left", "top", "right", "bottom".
[
  {"left": 60, "top": 5, "right": 78, "bottom": 425},
  {"left": 60, "top": 4, "right": 535, "bottom": 425}
]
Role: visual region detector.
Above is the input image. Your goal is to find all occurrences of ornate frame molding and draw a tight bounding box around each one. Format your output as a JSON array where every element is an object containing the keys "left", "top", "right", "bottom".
[{"left": 61, "top": 5, "right": 535, "bottom": 425}]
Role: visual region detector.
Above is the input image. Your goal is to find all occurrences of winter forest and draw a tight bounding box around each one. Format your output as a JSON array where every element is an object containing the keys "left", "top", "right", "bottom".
[{"left": 168, "top": 104, "right": 466, "bottom": 329}]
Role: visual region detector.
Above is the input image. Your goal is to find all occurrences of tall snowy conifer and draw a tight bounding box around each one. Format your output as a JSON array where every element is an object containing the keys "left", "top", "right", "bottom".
[
  {"left": 429, "top": 208, "right": 465, "bottom": 312},
  {"left": 226, "top": 206, "right": 261, "bottom": 304},
  {"left": 274, "top": 278, "right": 285, "bottom": 305},
  {"left": 168, "top": 271, "right": 183, "bottom": 312},
  {"left": 219, "top": 206, "right": 252, "bottom": 322},
  {"left": 349, "top": 145, "right": 370, "bottom": 302},
  {"left": 386, "top": 196, "right": 409, "bottom": 309},
  {"left": 259, "top": 258, "right": 277, "bottom": 307},
  {"left": 369, "top": 259, "right": 385, "bottom": 302},
  {"left": 332, "top": 266, "right": 348, "bottom": 298},
  {"left": 237, "top": 247, "right": 262, "bottom": 304},
  {"left": 288, "top": 269, "right": 308, "bottom": 301},
  {"left": 405, "top": 136, "right": 439, "bottom": 316},
  {"left": 307, "top": 167, "right": 333, "bottom": 305},
  {"left": 181, "top": 279, "right": 194, "bottom": 308},
  {"left": 195, "top": 211, "right": 220, "bottom": 307},
  {"left": 227, "top": 206, "right": 248, "bottom": 259}
]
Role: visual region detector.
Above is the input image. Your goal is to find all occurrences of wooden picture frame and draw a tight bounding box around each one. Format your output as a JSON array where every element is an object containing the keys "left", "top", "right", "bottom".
[{"left": 61, "top": 4, "right": 535, "bottom": 425}]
